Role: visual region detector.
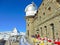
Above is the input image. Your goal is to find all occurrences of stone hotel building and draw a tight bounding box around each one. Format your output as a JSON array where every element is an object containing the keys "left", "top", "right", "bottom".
[{"left": 25, "top": 0, "right": 60, "bottom": 40}]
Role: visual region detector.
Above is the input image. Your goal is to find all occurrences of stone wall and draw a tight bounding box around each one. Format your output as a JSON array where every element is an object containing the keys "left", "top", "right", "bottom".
[{"left": 26, "top": 0, "right": 60, "bottom": 41}]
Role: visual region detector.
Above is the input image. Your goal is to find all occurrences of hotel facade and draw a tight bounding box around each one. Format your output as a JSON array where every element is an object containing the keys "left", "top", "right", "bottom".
[{"left": 25, "top": 0, "right": 60, "bottom": 41}]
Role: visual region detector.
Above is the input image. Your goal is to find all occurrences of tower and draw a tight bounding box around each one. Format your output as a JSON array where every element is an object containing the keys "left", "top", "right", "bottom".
[{"left": 25, "top": 2, "right": 37, "bottom": 39}]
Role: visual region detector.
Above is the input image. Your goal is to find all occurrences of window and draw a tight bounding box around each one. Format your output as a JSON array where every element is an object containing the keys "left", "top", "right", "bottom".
[
  {"left": 43, "top": 3, "right": 44, "bottom": 6},
  {"left": 40, "top": 27, "right": 43, "bottom": 36},
  {"left": 50, "top": 23, "right": 55, "bottom": 40},
  {"left": 56, "top": 0, "right": 60, "bottom": 4},
  {"left": 50, "top": 23, "right": 54, "bottom": 27},
  {"left": 36, "top": 30, "right": 39, "bottom": 31},
  {"left": 44, "top": 26, "right": 47, "bottom": 28},
  {"left": 50, "top": 23, "right": 54, "bottom": 30},
  {"left": 28, "top": 24, "right": 29, "bottom": 26},
  {"left": 40, "top": 27, "right": 42, "bottom": 29},
  {"left": 43, "top": 12, "right": 45, "bottom": 15},
  {"left": 48, "top": 7, "right": 51, "bottom": 11},
  {"left": 44, "top": 26, "right": 47, "bottom": 37},
  {"left": 37, "top": 32, "right": 39, "bottom": 34},
  {"left": 36, "top": 29, "right": 39, "bottom": 34}
]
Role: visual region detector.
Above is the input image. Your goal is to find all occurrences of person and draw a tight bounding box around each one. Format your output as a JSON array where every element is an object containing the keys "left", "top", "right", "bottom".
[
  {"left": 19, "top": 36, "right": 29, "bottom": 45},
  {"left": 37, "top": 34, "right": 40, "bottom": 39},
  {"left": 19, "top": 36, "right": 25, "bottom": 45}
]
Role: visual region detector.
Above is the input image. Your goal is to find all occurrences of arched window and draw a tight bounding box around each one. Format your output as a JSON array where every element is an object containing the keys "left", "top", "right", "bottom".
[
  {"left": 36, "top": 29, "right": 39, "bottom": 34},
  {"left": 40, "top": 27, "right": 43, "bottom": 36},
  {"left": 44, "top": 26, "right": 47, "bottom": 37},
  {"left": 50, "top": 23, "right": 55, "bottom": 40},
  {"left": 43, "top": 12, "right": 45, "bottom": 15},
  {"left": 56, "top": 0, "right": 60, "bottom": 4},
  {"left": 48, "top": 7, "right": 51, "bottom": 11},
  {"left": 28, "top": 24, "right": 29, "bottom": 26}
]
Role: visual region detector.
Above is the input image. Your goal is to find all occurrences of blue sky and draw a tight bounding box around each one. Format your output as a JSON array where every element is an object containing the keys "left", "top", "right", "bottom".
[{"left": 0, "top": 0, "right": 42, "bottom": 32}]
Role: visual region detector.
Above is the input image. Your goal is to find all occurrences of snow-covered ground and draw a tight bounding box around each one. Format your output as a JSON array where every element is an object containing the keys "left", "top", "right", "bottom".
[{"left": 20, "top": 32, "right": 26, "bottom": 36}]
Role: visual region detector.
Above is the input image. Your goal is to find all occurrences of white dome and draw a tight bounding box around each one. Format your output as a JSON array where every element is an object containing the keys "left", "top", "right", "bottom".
[
  {"left": 25, "top": 4, "right": 37, "bottom": 12},
  {"left": 25, "top": 2, "right": 37, "bottom": 16}
]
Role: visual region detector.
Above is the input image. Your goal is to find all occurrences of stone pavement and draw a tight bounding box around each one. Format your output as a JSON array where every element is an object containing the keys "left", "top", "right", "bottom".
[
  {"left": 5, "top": 41, "right": 19, "bottom": 45},
  {"left": 5, "top": 36, "right": 31, "bottom": 45}
]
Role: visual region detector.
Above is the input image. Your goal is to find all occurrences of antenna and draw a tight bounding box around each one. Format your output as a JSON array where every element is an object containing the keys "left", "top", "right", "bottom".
[
  {"left": 31, "top": 2, "right": 35, "bottom": 6},
  {"left": 31, "top": 1, "right": 37, "bottom": 9},
  {"left": 31, "top": 2, "right": 35, "bottom": 5}
]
